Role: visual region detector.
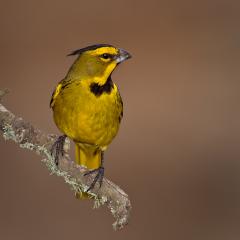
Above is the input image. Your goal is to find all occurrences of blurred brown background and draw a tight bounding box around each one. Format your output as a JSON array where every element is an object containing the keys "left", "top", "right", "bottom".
[{"left": 0, "top": 0, "right": 240, "bottom": 239}]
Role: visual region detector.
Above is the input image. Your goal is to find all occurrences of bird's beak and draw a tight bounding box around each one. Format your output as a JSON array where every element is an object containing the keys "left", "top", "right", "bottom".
[{"left": 115, "top": 48, "right": 132, "bottom": 63}]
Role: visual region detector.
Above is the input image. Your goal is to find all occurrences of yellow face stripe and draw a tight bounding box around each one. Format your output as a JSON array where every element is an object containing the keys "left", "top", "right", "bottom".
[
  {"left": 84, "top": 46, "right": 119, "bottom": 85},
  {"left": 93, "top": 61, "right": 117, "bottom": 85},
  {"left": 88, "top": 47, "right": 118, "bottom": 56}
]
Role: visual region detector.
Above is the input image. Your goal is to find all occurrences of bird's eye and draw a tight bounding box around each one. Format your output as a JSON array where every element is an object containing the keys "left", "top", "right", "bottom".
[{"left": 101, "top": 53, "right": 111, "bottom": 59}]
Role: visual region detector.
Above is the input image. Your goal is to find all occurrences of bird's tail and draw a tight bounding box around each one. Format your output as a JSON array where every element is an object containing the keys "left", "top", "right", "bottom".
[
  {"left": 75, "top": 143, "right": 101, "bottom": 169},
  {"left": 75, "top": 143, "right": 101, "bottom": 199}
]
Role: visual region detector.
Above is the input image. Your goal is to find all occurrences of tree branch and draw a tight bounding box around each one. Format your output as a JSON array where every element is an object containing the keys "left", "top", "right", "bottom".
[{"left": 0, "top": 89, "right": 131, "bottom": 230}]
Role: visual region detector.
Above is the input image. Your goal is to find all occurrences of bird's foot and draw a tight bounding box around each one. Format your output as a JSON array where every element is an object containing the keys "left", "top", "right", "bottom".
[
  {"left": 50, "top": 135, "right": 67, "bottom": 166},
  {"left": 84, "top": 166, "right": 105, "bottom": 192}
]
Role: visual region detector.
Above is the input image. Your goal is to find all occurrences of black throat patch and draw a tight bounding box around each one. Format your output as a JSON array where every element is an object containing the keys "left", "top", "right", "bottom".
[{"left": 90, "top": 76, "right": 114, "bottom": 96}]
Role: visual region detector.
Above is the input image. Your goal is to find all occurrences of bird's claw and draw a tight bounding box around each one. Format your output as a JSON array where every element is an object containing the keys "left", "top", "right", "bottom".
[
  {"left": 50, "top": 135, "right": 67, "bottom": 166},
  {"left": 84, "top": 167, "right": 105, "bottom": 192}
]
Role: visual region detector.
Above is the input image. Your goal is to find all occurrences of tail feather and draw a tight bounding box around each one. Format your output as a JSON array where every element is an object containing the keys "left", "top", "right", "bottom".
[
  {"left": 75, "top": 143, "right": 101, "bottom": 199},
  {"left": 75, "top": 144, "right": 101, "bottom": 170}
]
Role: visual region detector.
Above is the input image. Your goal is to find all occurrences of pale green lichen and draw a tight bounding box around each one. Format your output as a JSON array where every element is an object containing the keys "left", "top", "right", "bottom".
[
  {"left": 93, "top": 195, "right": 108, "bottom": 209},
  {"left": 2, "top": 124, "right": 16, "bottom": 141},
  {"left": 3, "top": 122, "right": 98, "bottom": 200},
  {"left": 112, "top": 217, "right": 126, "bottom": 231},
  {"left": 40, "top": 149, "right": 97, "bottom": 199}
]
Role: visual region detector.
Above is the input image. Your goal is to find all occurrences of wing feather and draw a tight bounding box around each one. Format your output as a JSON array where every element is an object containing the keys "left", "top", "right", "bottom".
[{"left": 50, "top": 83, "right": 62, "bottom": 108}]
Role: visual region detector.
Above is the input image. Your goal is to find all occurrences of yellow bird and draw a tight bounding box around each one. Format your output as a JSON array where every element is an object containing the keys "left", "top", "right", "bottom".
[{"left": 50, "top": 44, "right": 131, "bottom": 192}]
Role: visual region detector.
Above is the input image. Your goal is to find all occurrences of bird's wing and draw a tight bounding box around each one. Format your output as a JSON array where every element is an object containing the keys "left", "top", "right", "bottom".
[
  {"left": 117, "top": 91, "right": 123, "bottom": 122},
  {"left": 50, "top": 83, "right": 62, "bottom": 108}
]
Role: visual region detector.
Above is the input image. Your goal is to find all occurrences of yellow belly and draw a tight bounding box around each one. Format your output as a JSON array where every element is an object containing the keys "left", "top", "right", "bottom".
[{"left": 52, "top": 81, "right": 122, "bottom": 148}]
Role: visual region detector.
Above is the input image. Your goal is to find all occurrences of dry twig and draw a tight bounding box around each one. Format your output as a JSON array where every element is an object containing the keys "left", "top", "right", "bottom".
[{"left": 0, "top": 89, "right": 131, "bottom": 230}]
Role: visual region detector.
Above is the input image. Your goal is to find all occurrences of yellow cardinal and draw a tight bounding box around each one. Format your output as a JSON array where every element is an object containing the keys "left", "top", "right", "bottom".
[{"left": 50, "top": 44, "right": 131, "bottom": 192}]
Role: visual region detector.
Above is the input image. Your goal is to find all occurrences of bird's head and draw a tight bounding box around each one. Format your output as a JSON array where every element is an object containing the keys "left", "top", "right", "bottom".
[{"left": 67, "top": 44, "right": 131, "bottom": 85}]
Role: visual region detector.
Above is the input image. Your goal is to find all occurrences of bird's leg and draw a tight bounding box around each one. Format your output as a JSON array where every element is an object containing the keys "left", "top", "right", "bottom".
[
  {"left": 84, "top": 151, "right": 105, "bottom": 192},
  {"left": 50, "top": 135, "right": 67, "bottom": 166}
]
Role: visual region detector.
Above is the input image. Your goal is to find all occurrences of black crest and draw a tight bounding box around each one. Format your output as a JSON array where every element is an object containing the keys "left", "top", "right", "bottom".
[{"left": 68, "top": 44, "right": 114, "bottom": 56}]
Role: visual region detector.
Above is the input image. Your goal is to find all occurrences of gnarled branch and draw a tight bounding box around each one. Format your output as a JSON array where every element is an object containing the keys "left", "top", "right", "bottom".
[{"left": 0, "top": 89, "right": 131, "bottom": 230}]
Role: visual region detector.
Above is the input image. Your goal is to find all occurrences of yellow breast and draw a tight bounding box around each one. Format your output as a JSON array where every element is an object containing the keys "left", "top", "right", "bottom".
[{"left": 52, "top": 80, "right": 123, "bottom": 149}]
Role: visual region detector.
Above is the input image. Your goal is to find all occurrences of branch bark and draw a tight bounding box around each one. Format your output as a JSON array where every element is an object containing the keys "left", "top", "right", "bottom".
[{"left": 0, "top": 89, "right": 131, "bottom": 230}]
